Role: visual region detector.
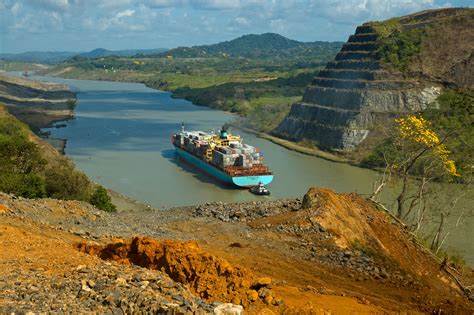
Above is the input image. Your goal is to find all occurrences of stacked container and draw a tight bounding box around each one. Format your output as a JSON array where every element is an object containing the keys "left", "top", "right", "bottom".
[{"left": 172, "top": 129, "right": 271, "bottom": 176}]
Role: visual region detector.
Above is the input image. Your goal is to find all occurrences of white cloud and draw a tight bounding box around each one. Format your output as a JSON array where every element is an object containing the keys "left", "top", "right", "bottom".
[
  {"left": 234, "top": 16, "right": 250, "bottom": 27},
  {"left": 309, "top": 0, "right": 437, "bottom": 23},
  {"left": 2, "top": 0, "right": 466, "bottom": 53},
  {"left": 12, "top": 11, "right": 63, "bottom": 33},
  {"left": 10, "top": 2, "right": 22, "bottom": 15},
  {"left": 115, "top": 9, "right": 135, "bottom": 18}
]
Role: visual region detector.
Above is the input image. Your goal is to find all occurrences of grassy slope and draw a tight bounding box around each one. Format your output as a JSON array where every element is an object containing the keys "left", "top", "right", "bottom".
[{"left": 368, "top": 8, "right": 474, "bottom": 82}]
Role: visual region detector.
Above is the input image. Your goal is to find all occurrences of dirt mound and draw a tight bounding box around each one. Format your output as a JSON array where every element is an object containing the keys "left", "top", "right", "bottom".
[
  {"left": 77, "top": 237, "right": 279, "bottom": 307},
  {"left": 301, "top": 188, "right": 472, "bottom": 296},
  {"left": 302, "top": 187, "right": 385, "bottom": 250},
  {"left": 301, "top": 188, "right": 441, "bottom": 274}
]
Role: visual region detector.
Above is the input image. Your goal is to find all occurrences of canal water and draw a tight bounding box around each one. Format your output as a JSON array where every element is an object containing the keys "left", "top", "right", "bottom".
[{"left": 35, "top": 76, "right": 472, "bottom": 265}]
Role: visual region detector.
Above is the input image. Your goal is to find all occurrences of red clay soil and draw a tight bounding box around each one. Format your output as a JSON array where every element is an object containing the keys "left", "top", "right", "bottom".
[
  {"left": 76, "top": 237, "right": 278, "bottom": 308},
  {"left": 304, "top": 187, "right": 462, "bottom": 287},
  {"left": 170, "top": 187, "right": 472, "bottom": 313}
]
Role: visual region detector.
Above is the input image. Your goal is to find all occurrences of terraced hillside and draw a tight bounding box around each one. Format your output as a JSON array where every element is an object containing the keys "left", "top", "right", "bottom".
[
  {"left": 274, "top": 8, "right": 473, "bottom": 151},
  {"left": 0, "top": 74, "right": 76, "bottom": 130}
]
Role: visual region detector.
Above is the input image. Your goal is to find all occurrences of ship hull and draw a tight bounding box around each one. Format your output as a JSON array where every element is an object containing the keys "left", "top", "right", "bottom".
[{"left": 174, "top": 146, "right": 273, "bottom": 187}]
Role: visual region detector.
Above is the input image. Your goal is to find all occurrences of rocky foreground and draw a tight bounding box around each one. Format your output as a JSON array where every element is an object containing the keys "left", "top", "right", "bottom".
[{"left": 1, "top": 188, "right": 473, "bottom": 314}]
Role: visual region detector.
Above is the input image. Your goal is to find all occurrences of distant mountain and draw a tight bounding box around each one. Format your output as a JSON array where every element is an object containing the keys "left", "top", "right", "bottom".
[
  {"left": 154, "top": 33, "right": 343, "bottom": 59},
  {"left": 0, "top": 48, "right": 169, "bottom": 64},
  {"left": 76, "top": 48, "right": 168, "bottom": 59},
  {"left": 0, "top": 51, "right": 79, "bottom": 64}
]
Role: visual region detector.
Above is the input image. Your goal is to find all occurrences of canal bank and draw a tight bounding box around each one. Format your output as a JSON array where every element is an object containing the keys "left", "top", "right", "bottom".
[{"left": 32, "top": 75, "right": 473, "bottom": 266}]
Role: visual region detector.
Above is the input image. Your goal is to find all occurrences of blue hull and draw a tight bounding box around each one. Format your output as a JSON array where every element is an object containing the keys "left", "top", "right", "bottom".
[{"left": 175, "top": 146, "right": 273, "bottom": 187}]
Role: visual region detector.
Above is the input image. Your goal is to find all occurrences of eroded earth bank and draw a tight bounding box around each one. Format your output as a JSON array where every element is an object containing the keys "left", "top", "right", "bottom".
[{"left": 1, "top": 187, "right": 473, "bottom": 314}]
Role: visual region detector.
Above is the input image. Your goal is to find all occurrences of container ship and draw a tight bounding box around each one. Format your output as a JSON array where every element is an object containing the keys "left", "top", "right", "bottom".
[{"left": 171, "top": 125, "right": 273, "bottom": 187}]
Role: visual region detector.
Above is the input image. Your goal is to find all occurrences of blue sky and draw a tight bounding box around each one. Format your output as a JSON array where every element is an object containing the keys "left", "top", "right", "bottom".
[{"left": 0, "top": 0, "right": 471, "bottom": 53}]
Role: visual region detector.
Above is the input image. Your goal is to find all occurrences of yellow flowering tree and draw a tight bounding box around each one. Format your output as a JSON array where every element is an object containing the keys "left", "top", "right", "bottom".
[
  {"left": 395, "top": 115, "right": 460, "bottom": 177},
  {"left": 371, "top": 114, "right": 461, "bottom": 226},
  {"left": 369, "top": 90, "right": 472, "bottom": 257}
]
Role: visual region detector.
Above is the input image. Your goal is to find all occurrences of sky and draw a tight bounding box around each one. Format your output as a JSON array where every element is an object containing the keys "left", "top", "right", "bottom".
[{"left": 0, "top": 0, "right": 472, "bottom": 53}]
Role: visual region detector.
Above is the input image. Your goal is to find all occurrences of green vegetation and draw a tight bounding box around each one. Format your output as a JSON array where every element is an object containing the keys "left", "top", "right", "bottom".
[
  {"left": 0, "top": 60, "right": 48, "bottom": 72},
  {"left": 45, "top": 33, "right": 342, "bottom": 132},
  {"left": 53, "top": 57, "right": 328, "bottom": 132},
  {"left": 363, "top": 89, "right": 473, "bottom": 181},
  {"left": 89, "top": 186, "right": 116, "bottom": 212},
  {"left": 171, "top": 71, "right": 317, "bottom": 131},
  {"left": 370, "top": 9, "right": 473, "bottom": 72},
  {"left": 0, "top": 105, "right": 115, "bottom": 210},
  {"left": 0, "top": 111, "right": 47, "bottom": 198},
  {"left": 367, "top": 18, "right": 401, "bottom": 38},
  {"left": 364, "top": 91, "right": 472, "bottom": 259},
  {"left": 377, "top": 27, "right": 430, "bottom": 72},
  {"left": 424, "top": 89, "right": 473, "bottom": 179},
  {"left": 369, "top": 17, "right": 430, "bottom": 72},
  {"left": 152, "top": 33, "right": 342, "bottom": 60},
  {"left": 0, "top": 173, "right": 46, "bottom": 199},
  {"left": 66, "top": 99, "right": 77, "bottom": 111},
  {"left": 44, "top": 159, "right": 92, "bottom": 200}
]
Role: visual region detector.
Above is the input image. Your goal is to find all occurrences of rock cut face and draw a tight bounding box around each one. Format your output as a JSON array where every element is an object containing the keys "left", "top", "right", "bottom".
[{"left": 274, "top": 24, "right": 442, "bottom": 151}]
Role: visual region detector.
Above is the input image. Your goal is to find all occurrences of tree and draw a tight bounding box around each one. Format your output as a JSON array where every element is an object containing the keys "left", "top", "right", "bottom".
[
  {"left": 89, "top": 186, "right": 116, "bottom": 212},
  {"left": 371, "top": 114, "right": 460, "bottom": 232},
  {"left": 0, "top": 138, "right": 46, "bottom": 174},
  {"left": 0, "top": 173, "right": 46, "bottom": 199},
  {"left": 44, "top": 159, "right": 91, "bottom": 201}
]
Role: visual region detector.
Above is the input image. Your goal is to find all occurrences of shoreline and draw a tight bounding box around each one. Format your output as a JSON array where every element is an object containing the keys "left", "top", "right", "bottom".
[
  {"left": 232, "top": 124, "right": 350, "bottom": 164},
  {"left": 44, "top": 72, "right": 355, "bottom": 165},
  {"left": 14, "top": 73, "right": 473, "bottom": 267}
]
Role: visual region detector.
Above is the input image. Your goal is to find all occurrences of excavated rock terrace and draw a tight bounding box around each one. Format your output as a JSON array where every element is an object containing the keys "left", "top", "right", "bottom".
[{"left": 274, "top": 8, "right": 473, "bottom": 151}]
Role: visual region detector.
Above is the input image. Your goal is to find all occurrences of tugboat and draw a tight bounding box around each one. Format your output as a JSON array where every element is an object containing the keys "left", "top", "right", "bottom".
[{"left": 249, "top": 182, "right": 270, "bottom": 196}]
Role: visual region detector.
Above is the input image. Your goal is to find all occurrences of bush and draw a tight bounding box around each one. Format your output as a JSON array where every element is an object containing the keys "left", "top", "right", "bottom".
[
  {"left": 0, "top": 106, "right": 96, "bottom": 201},
  {"left": 89, "top": 186, "right": 116, "bottom": 212},
  {"left": 377, "top": 27, "right": 429, "bottom": 72},
  {"left": 360, "top": 138, "right": 400, "bottom": 169},
  {"left": 0, "top": 173, "right": 46, "bottom": 198},
  {"left": 44, "top": 159, "right": 91, "bottom": 200},
  {"left": 0, "top": 138, "right": 46, "bottom": 174}
]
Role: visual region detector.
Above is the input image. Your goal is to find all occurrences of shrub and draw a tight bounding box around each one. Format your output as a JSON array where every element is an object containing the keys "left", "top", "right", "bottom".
[
  {"left": 44, "top": 159, "right": 91, "bottom": 200},
  {"left": 0, "top": 138, "right": 46, "bottom": 174},
  {"left": 377, "top": 27, "right": 429, "bottom": 72},
  {"left": 0, "top": 173, "right": 46, "bottom": 198},
  {"left": 89, "top": 186, "right": 116, "bottom": 212}
]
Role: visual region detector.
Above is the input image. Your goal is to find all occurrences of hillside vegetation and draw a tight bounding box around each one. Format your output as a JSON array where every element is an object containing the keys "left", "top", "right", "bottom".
[
  {"left": 153, "top": 33, "right": 341, "bottom": 60},
  {"left": 0, "top": 48, "right": 168, "bottom": 64},
  {"left": 369, "top": 8, "right": 473, "bottom": 87},
  {"left": 358, "top": 9, "right": 474, "bottom": 174},
  {"left": 45, "top": 33, "right": 342, "bottom": 132},
  {"left": 0, "top": 104, "right": 115, "bottom": 211},
  {"left": 363, "top": 89, "right": 473, "bottom": 180}
]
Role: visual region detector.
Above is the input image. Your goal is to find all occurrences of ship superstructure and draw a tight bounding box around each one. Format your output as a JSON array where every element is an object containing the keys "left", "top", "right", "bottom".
[{"left": 171, "top": 125, "right": 273, "bottom": 187}]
